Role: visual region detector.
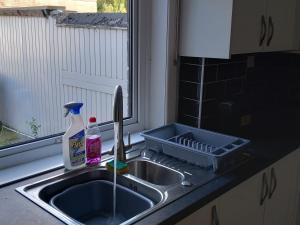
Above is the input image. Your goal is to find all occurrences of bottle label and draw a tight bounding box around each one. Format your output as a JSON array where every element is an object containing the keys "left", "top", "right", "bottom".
[
  {"left": 69, "top": 130, "right": 85, "bottom": 167},
  {"left": 86, "top": 135, "right": 101, "bottom": 158}
]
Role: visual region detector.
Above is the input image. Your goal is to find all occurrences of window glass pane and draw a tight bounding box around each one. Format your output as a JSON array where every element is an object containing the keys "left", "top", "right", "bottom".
[{"left": 0, "top": 0, "right": 130, "bottom": 148}]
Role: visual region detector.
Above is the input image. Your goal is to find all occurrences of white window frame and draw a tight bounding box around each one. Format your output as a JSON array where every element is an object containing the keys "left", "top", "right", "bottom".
[{"left": 0, "top": 0, "right": 180, "bottom": 166}]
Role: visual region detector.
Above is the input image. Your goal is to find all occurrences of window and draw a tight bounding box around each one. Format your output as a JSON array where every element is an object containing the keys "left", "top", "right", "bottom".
[{"left": 0, "top": 0, "right": 138, "bottom": 152}]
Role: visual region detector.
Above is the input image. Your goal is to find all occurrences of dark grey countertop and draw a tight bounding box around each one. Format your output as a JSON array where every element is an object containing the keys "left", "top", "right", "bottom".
[
  {"left": 0, "top": 169, "right": 65, "bottom": 225},
  {"left": 1, "top": 133, "right": 299, "bottom": 225},
  {"left": 136, "top": 137, "right": 300, "bottom": 225}
]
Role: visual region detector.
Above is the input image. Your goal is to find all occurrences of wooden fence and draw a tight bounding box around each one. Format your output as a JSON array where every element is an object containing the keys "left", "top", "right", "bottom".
[{"left": 0, "top": 15, "right": 128, "bottom": 137}]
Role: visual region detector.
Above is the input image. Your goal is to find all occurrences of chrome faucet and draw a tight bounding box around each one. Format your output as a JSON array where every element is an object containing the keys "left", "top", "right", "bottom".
[{"left": 111, "top": 85, "right": 131, "bottom": 161}]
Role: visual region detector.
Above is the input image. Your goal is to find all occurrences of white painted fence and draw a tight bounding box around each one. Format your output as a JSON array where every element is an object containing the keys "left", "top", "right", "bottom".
[{"left": 0, "top": 15, "right": 128, "bottom": 137}]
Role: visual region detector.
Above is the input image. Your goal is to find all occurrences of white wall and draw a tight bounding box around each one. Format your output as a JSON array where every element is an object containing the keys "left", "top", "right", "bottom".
[{"left": 145, "top": 0, "right": 179, "bottom": 129}]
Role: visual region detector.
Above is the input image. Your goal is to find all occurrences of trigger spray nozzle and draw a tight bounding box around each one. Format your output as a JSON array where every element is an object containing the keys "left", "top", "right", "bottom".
[{"left": 64, "top": 102, "right": 83, "bottom": 117}]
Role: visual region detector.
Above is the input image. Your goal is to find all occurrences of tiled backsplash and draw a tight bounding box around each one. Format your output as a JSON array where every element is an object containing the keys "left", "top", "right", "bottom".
[{"left": 178, "top": 53, "right": 300, "bottom": 137}]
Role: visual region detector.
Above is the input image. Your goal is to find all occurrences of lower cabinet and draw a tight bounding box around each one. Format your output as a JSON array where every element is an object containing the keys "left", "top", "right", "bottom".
[
  {"left": 219, "top": 171, "right": 265, "bottom": 225},
  {"left": 176, "top": 148, "right": 300, "bottom": 225},
  {"left": 263, "top": 150, "right": 299, "bottom": 225},
  {"left": 176, "top": 200, "right": 220, "bottom": 225}
]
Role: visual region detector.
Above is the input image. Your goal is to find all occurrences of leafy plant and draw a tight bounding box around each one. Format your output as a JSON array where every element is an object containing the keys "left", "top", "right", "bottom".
[
  {"left": 97, "top": 0, "right": 127, "bottom": 13},
  {"left": 27, "top": 117, "right": 41, "bottom": 138}
]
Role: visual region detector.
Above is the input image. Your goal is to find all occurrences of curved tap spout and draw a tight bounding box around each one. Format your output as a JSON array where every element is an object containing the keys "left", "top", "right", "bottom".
[
  {"left": 113, "top": 85, "right": 125, "bottom": 162},
  {"left": 113, "top": 85, "right": 123, "bottom": 123}
]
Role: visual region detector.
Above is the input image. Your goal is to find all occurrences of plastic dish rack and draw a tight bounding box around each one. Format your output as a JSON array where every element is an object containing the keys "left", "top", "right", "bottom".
[{"left": 141, "top": 123, "right": 250, "bottom": 172}]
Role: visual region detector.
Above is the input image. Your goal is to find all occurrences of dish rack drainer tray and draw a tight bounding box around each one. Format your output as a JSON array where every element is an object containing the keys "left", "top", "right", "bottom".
[{"left": 141, "top": 123, "right": 250, "bottom": 172}]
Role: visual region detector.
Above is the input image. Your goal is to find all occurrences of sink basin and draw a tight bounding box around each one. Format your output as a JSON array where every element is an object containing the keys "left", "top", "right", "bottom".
[
  {"left": 127, "top": 160, "right": 184, "bottom": 186},
  {"left": 17, "top": 169, "right": 163, "bottom": 225},
  {"left": 50, "top": 180, "right": 154, "bottom": 225}
]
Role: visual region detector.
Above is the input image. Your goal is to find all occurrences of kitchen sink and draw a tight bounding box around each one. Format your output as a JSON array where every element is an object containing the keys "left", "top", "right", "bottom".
[
  {"left": 50, "top": 180, "right": 154, "bottom": 225},
  {"left": 127, "top": 160, "right": 183, "bottom": 186},
  {"left": 17, "top": 150, "right": 217, "bottom": 225},
  {"left": 17, "top": 169, "right": 163, "bottom": 225}
]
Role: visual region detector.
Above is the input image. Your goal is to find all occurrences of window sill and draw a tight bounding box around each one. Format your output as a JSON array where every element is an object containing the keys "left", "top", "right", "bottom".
[{"left": 0, "top": 133, "right": 144, "bottom": 188}]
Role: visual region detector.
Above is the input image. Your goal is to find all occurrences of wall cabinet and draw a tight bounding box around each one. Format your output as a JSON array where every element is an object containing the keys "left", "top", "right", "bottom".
[
  {"left": 176, "top": 149, "right": 300, "bottom": 225},
  {"left": 293, "top": 1, "right": 300, "bottom": 49},
  {"left": 230, "top": 0, "right": 266, "bottom": 55},
  {"left": 179, "top": 0, "right": 297, "bottom": 58},
  {"left": 263, "top": 0, "right": 297, "bottom": 52}
]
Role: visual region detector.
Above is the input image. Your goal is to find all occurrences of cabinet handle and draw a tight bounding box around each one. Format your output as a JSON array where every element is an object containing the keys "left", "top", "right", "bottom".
[
  {"left": 259, "top": 15, "right": 267, "bottom": 46},
  {"left": 267, "top": 16, "right": 274, "bottom": 46},
  {"left": 268, "top": 167, "right": 277, "bottom": 199},
  {"left": 212, "top": 205, "right": 220, "bottom": 225},
  {"left": 260, "top": 172, "right": 269, "bottom": 205}
]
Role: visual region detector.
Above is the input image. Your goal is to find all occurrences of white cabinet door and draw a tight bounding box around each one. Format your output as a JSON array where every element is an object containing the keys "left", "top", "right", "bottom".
[
  {"left": 230, "top": 0, "right": 267, "bottom": 54},
  {"left": 293, "top": 148, "right": 300, "bottom": 225},
  {"left": 219, "top": 171, "right": 266, "bottom": 225},
  {"left": 293, "top": 1, "right": 300, "bottom": 49},
  {"left": 179, "top": 0, "right": 234, "bottom": 59},
  {"left": 176, "top": 200, "right": 220, "bottom": 225},
  {"left": 176, "top": 149, "right": 300, "bottom": 225},
  {"left": 263, "top": 150, "right": 300, "bottom": 225},
  {"left": 264, "top": 0, "right": 297, "bottom": 51}
]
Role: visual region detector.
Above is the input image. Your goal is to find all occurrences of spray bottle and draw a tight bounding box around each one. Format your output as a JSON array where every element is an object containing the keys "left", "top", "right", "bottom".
[{"left": 63, "top": 102, "right": 86, "bottom": 170}]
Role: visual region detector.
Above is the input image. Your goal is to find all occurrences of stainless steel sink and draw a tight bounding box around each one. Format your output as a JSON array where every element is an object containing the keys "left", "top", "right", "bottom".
[
  {"left": 17, "top": 168, "right": 164, "bottom": 225},
  {"left": 50, "top": 180, "right": 154, "bottom": 225},
  {"left": 17, "top": 149, "right": 217, "bottom": 225},
  {"left": 127, "top": 160, "right": 183, "bottom": 186}
]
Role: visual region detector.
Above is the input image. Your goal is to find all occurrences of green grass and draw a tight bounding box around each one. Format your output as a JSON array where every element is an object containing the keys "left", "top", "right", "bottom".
[{"left": 0, "top": 127, "right": 31, "bottom": 147}]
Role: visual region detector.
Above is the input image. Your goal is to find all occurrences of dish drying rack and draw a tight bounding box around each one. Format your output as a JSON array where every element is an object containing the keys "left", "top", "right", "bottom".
[{"left": 141, "top": 123, "right": 250, "bottom": 172}]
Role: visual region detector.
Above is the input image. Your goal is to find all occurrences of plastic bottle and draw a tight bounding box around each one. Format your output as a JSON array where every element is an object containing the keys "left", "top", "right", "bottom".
[
  {"left": 62, "top": 102, "right": 86, "bottom": 170},
  {"left": 86, "top": 116, "right": 102, "bottom": 166}
]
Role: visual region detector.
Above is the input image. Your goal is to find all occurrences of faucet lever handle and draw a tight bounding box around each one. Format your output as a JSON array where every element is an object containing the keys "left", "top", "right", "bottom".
[
  {"left": 127, "top": 132, "right": 131, "bottom": 146},
  {"left": 108, "top": 146, "right": 114, "bottom": 155},
  {"left": 108, "top": 132, "right": 131, "bottom": 156}
]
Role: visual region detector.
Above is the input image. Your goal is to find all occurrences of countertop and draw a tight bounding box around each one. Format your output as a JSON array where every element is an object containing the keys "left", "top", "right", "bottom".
[
  {"left": 1, "top": 131, "right": 300, "bottom": 225},
  {"left": 138, "top": 135, "right": 300, "bottom": 225}
]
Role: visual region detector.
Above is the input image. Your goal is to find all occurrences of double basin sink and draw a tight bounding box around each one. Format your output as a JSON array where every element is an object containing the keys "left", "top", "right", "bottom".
[{"left": 17, "top": 151, "right": 215, "bottom": 224}]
